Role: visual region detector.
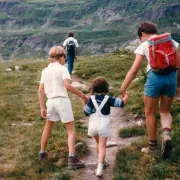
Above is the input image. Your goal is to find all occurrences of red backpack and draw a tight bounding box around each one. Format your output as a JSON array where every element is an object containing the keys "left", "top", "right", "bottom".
[{"left": 148, "top": 33, "right": 178, "bottom": 72}]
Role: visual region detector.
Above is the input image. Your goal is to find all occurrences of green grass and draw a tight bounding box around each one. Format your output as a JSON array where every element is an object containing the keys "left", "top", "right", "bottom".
[
  {"left": 0, "top": 60, "right": 87, "bottom": 179},
  {"left": 1, "top": 50, "right": 180, "bottom": 179},
  {"left": 119, "top": 125, "right": 146, "bottom": 138}
]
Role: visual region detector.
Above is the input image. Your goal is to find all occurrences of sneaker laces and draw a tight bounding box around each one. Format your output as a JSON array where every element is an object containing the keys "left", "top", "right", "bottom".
[{"left": 162, "top": 131, "right": 171, "bottom": 137}]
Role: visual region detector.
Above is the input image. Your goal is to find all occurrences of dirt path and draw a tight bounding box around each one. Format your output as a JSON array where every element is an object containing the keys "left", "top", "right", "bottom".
[
  {"left": 72, "top": 75, "right": 142, "bottom": 180},
  {"left": 77, "top": 108, "right": 142, "bottom": 180}
]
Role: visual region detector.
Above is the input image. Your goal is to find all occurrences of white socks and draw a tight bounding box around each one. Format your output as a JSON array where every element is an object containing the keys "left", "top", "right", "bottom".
[{"left": 97, "top": 163, "right": 104, "bottom": 170}]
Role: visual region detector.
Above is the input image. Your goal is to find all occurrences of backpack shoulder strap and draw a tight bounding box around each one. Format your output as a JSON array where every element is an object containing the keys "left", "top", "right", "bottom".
[
  {"left": 99, "top": 95, "right": 109, "bottom": 111},
  {"left": 91, "top": 95, "right": 100, "bottom": 111},
  {"left": 148, "top": 33, "right": 172, "bottom": 46}
]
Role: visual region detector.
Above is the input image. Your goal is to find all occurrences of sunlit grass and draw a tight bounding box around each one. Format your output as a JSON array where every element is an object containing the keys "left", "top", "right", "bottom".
[
  {"left": 0, "top": 60, "right": 87, "bottom": 179},
  {"left": 119, "top": 125, "right": 146, "bottom": 138},
  {"left": 1, "top": 51, "right": 179, "bottom": 179}
]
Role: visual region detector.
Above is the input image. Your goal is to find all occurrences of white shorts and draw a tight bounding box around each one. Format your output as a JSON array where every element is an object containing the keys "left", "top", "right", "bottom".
[
  {"left": 88, "top": 112, "right": 110, "bottom": 137},
  {"left": 46, "top": 97, "right": 74, "bottom": 123}
]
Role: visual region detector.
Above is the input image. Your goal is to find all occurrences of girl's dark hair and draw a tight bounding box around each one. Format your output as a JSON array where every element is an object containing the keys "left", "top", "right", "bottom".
[
  {"left": 91, "top": 77, "right": 109, "bottom": 94},
  {"left": 137, "top": 21, "right": 158, "bottom": 39}
]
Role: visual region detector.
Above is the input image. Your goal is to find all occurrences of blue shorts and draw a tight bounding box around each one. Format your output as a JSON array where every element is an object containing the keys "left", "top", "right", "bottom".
[{"left": 144, "top": 70, "right": 177, "bottom": 98}]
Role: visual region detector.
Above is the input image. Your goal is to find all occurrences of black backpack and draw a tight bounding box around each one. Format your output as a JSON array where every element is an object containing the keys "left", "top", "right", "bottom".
[{"left": 67, "top": 40, "right": 76, "bottom": 54}]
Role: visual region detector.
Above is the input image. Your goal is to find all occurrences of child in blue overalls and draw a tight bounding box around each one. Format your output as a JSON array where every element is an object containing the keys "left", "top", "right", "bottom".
[{"left": 83, "top": 77, "right": 128, "bottom": 178}]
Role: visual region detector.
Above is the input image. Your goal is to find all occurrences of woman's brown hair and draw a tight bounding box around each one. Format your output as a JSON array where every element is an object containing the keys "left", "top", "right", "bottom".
[
  {"left": 91, "top": 77, "right": 109, "bottom": 95},
  {"left": 137, "top": 21, "right": 158, "bottom": 39}
]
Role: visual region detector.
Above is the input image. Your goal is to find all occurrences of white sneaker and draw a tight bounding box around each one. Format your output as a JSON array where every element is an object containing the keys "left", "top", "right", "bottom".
[{"left": 96, "top": 168, "right": 103, "bottom": 178}]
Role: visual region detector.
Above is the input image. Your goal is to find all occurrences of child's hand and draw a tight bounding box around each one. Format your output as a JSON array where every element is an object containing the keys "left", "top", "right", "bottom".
[
  {"left": 123, "top": 91, "right": 129, "bottom": 105},
  {"left": 41, "top": 108, "right": 47, "bottom": 119},
  {"left": 82, "top": 94, "right": 88, "bottom": 104}
]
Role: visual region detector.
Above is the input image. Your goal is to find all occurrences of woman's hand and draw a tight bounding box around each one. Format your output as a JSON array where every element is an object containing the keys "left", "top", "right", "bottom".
[
  {"left": 120, "top": 86, "right": 126, "bottom": 97},
  {"left": 123, "top": 91, "right": 129, "bottom": 105}
]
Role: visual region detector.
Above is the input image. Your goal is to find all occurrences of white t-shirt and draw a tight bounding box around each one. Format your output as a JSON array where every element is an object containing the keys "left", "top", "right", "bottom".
[
  {"left": 63, "top": 37, "right": 79, "bottom": 50},
  {"left": 134, "top": 38, "right": 179, "bottom": 72},
  {"left": 40, "top": 62, "right": 71, "bottom": 99}
]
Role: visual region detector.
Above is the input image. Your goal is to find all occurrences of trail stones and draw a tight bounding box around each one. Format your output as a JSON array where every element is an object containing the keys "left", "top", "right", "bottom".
[
  {"left": 15, "top": 66, "right": 20, "bottom": 71},
  {"left": 106, "top": 141, "right": 117, "bottom": 148},
  {"left": 5, "top": 68, "right": 12, "bottom": 72},
  {"left": 71, "top": 82, "right": 89, "bottom": 91},
  {"left": 75, "top": 142, "right": 88, "bottom": 156}
]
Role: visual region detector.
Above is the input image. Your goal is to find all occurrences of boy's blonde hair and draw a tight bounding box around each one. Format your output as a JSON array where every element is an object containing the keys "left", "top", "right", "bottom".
[{"left": 49, "top": 46, "right": 66, "bottom": 59}]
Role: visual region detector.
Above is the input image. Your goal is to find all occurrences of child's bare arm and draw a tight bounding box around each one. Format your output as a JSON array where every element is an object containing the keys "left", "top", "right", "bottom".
[
  {"left": 82, "top": 98, "right": 86, "bottom": 107},
  {"left": 38, "top": 84, "right": 47, "bottom": 119},
  {"left": 63, "top": 79, "right": 88, "bottom": 103}
]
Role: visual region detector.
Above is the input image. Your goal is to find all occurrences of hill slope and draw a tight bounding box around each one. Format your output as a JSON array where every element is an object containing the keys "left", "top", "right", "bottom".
[{"left": 0, "top": 0, "right": 180, "bottom": 60}]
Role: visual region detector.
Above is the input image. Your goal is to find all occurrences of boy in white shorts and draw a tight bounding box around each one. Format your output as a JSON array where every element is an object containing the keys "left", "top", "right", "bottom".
[{"left": 38, "top": 46, "right": 87, "bottom": 170}]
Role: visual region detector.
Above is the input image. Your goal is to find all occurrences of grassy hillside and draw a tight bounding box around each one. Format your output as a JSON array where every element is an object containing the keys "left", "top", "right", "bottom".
[
  {"left": 0, "top": 51, "right": 179, "bottom": 179},
  {"left": 0, "top": 60, "right": 87, "bottom": 179},
  {"left": 0, "top": 0, "right": 180, "bottom": 60}
]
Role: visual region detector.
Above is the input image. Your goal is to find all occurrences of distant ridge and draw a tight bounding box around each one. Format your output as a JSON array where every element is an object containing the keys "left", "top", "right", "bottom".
[{"left": 0, "top": 0, "right": 180, "bottom": 60}]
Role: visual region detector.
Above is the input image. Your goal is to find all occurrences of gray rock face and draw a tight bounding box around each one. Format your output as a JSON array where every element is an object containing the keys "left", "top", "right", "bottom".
[
  {"left": 124, "top": 39, "right": 141, "bottom": 52},
  {"left": 0, "top": 1, "right": 180, "bottom": 60}
]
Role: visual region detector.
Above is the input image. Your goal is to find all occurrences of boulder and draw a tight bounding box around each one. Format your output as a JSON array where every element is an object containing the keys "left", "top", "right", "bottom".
[
  {"left": 5, "top": 68, "right": 12, "bottom": 72},
  {"left": 71, "top": 81, "right": 89, "bottom": 91}
]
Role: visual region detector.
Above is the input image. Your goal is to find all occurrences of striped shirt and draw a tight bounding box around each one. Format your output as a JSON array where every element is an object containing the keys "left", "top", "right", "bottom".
[{"left": 84, "top": 94, "right": 124, "bottom": 116}]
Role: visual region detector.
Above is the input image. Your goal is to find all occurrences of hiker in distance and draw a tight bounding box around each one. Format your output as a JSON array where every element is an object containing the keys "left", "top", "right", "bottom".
[
  {"left": 38, "top": 46, "right": 87, "bottom": 169},
  {"left": 120, "top": 21, "right": 180, "bottom": 159},
  {"left": 83, "top": 77, "right": 128, "bottom": 178},
  {"left": 63, "top": 32, "right": 79, "bottom": 75}
]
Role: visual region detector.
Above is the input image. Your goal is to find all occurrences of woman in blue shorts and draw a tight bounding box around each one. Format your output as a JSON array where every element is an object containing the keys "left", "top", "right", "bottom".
[{"left": 120, "top": 21, "right": 180, "bottom": 159}]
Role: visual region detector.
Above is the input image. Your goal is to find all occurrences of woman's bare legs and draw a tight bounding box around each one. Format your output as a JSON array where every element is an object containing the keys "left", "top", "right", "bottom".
[
  {"left": 159, "top": 95, "right": 173, "bottom": 158},
  {"left": 159, "top": 95, "right": 173, "bottom": 129},
  {"left": 144, "top": 95, "right": 159, "bottom": 140}
]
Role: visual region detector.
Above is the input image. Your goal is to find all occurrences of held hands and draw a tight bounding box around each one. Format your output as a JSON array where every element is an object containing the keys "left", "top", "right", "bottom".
[
  {"left": 120, "top": 86, "right": 129, "bottom": 105},
  {"left": 122, "top": 91, "right": 129, "bottom": 105},
  {"left": 81, "top": 94, "right": 88, "bottom": 104},
  {"left": 81, "top": 94, "right": 88, "bottom": 108},
  {"left": 41, "top": 108, "right": 47, "bottom": 119}
]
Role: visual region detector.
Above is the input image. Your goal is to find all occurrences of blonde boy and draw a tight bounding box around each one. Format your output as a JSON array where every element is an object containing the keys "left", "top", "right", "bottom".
[{"left": 38, "top": 46, "right": 87, "bottom": 169}]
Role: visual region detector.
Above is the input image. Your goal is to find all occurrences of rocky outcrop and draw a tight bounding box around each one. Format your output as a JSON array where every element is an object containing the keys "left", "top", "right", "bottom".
[
  {"left": 136, "top": 3, "right": 180, "bottom": 21},
  {"left": 124, "top": 39, "right": 141, "bottom": 52},
  {"left": 0, "top": 0, "right": 180, "bottom": 60}
]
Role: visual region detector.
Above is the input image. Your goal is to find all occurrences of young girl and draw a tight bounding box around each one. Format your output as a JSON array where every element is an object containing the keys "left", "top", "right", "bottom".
[
  {"left": 38, "top": 46, "right": 87, "bottom": 169},
  {"left": 83, "top": 77, "right": 128, "bottom": 177}
]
